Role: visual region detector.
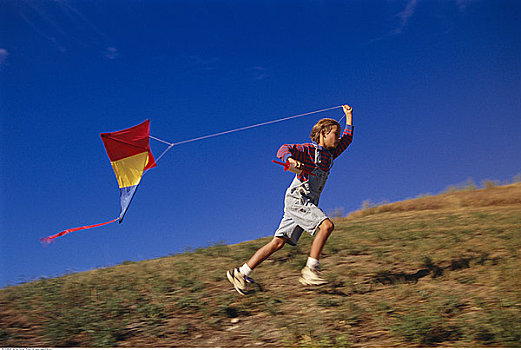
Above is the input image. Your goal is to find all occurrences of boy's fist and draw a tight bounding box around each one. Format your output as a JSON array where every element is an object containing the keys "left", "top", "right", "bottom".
[
  {"left": 287, "top": 157, "right": 302, "bottom": 169},
  {"left": 342, "top": 104, "right": 353, "bottom": 125}
]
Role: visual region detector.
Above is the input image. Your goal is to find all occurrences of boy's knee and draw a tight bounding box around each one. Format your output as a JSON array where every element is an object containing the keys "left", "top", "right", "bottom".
[
  {"left": 271, "top": 237, "right": 286, "bottom": 250},
  {"left": 321, "top": 219, "right": 335, "bottom": 233}
]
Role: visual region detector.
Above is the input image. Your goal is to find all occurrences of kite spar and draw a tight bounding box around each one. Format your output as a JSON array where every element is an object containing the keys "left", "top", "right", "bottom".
[{"left": 41, "top": 105, "right": 344, "bottom": 244}]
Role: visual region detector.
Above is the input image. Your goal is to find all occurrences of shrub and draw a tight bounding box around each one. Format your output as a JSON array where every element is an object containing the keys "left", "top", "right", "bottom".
[
  {"left": 327, "top": 207, "right": 345, "bottom": 218},
  {"left": 316, "top": 296, "right": 340, "bottom": 308},
  {"left": 391, "top": 311, "right": 460, "bottom": 345},
  {"left": 472, "top": 310, "right": 521, "bottom": 346},
  {"left": 482, "top": 179, "right": 500, "bottom": 189}
]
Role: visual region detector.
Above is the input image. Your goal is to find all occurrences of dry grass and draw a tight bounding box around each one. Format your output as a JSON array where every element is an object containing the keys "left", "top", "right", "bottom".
[
  {"left": 348, "top": 182, "right": 521, "bottom": 219},
  {"left": 1, "top": 182, "right": 521, "bottom": 347}
]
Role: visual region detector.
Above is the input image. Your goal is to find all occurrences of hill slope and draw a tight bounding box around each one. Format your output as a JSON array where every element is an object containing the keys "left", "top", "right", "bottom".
[{"left": 1, "top": 183, "right": 521, "bottom": 347}]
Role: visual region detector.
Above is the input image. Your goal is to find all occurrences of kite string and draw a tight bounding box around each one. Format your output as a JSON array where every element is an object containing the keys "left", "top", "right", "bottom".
[
  {"left": 150, "top": 105, "right": 343, "bottom": 162},
  {"left": 150, "top": 135, "right": 174, "bottom": 146},
  {"left": 154, "top": 143, "right": 174, "bottom": 163}
]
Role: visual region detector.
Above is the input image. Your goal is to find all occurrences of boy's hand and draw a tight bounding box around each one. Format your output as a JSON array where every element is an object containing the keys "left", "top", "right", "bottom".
[
  {"left": 287, "top": 158, "right": 304, "bottom": 174},
  {"left": 342, "top": 105, "right": 353, "bottom": 126},
  {"left": 287, "top": 157, "right": 302, "bottom": 169}
]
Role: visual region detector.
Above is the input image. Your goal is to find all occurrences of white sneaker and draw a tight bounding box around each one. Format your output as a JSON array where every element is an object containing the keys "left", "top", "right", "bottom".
[
  {"left": 299, "top": 266, "right": 328, "bottom": 286},
  {"left": 226, "top": 267, "right": 247, "bottom": 295}
]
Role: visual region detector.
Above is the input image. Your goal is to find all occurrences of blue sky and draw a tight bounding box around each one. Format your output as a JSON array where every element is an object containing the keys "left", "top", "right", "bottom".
[{"left": 1, "top": 0, "right": 520, "bottom": 287}]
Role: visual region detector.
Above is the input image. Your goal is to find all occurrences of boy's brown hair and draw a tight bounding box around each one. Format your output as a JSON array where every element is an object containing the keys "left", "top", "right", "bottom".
[{"left": 310, "top": 118, "right": 341, "bottom": 143}]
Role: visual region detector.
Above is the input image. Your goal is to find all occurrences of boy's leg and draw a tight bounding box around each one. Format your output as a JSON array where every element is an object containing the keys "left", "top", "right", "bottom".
[
  {"left": 300, "top": 219, "right": 334, "bottom": 286},
  {"left": 309, "top": 219, "right": 335, "bottom": 260},
  {"left": 247, "top": 236, "right": 287, "bottom": 270},
  {"left": 227, "top": 237, "right": 286, "bottom": 295}
]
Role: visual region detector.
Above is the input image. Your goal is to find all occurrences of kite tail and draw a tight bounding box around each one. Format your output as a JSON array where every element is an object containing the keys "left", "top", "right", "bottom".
[{"left": 40, "top": 218, "right": 119, "bottom": 246}]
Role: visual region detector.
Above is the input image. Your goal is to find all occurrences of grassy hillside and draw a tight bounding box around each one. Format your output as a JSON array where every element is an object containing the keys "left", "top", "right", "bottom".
[{"left": 1, "top": 182, "right": 521, "bottom": 347}]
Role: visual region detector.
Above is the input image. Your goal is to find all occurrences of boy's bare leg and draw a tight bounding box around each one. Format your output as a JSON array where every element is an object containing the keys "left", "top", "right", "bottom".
[
  {"left": 227, "top": 237, "right": 286, "bottom": 295},
  {"left": 299, "top": 219, "right": 334, "bottom": 286},
  {"left": 309, "top": 219, "right": 335, "bottom": 260},
  {"left": 247, "top": 237, "right": 286, "bottom": 269}
]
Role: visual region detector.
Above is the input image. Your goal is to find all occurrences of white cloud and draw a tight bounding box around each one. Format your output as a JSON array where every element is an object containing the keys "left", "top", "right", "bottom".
[
  {"left": 370, "top": 0, "right": 475, "bottom": 43},
  {"left": 394, "top": 0, "right": 418, "bottom": 34},
  {"left": 14, "top": 1, "right": 110, "bottom": 54},
  {"left": 186, "top": 55, "right": 219, "bottom": 70},
  {"left": 103, "top": 47, "right": 119, "bottom": 60},
  {"left": 0, "top": 48, "right": 8, "bottom": 64},
  {"left": 251, "top": 66, "right": 269, "bottom": 81}
]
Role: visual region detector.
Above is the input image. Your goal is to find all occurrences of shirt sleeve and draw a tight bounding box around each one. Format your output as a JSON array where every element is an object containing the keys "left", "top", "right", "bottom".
[
  {"left": 331, "top": 125, "right": 354, "bottom": 159},
  {"left": 277, "top": 143, "right": 308, "bottom": 163}
]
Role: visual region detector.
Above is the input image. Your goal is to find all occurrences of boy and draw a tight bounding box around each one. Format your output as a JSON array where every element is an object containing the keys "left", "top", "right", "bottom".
[{"left": 227, "top": 105, "right": 354, "bottom": 295}]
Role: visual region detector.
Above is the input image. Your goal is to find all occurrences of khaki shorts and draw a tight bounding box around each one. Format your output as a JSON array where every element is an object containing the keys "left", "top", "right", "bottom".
[{"left": 274, "top": 192, "right": 329, "bottom": 246}]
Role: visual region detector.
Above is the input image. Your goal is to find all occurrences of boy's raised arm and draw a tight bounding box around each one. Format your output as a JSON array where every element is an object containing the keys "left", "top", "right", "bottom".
[
  {"left": 342, "top": 105, "right": 353, "bottom": 126},
  {"left": 332, "top": 105, "right": 354, "bottom": 158}
]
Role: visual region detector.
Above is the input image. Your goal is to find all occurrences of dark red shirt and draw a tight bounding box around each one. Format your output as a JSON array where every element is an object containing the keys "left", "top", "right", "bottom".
[{"left": 277, "top": 125, "right": 354, "bottom": 181}]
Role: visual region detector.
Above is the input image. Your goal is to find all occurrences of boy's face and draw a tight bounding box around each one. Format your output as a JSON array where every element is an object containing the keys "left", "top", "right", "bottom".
[{"left": 320, "top": 125, "right": 341, "bottom": 149}]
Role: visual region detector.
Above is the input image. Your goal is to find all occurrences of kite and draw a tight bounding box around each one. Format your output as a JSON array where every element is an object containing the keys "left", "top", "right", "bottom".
[
  {"left": 100, "top": 119, "right": 156, "bottom": 223},
  {"left": 40, "top": 120, "right": 155, "bottom": 244},
  {"left": 41, "top": 105, "right": 346, "bottom": 244}
]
